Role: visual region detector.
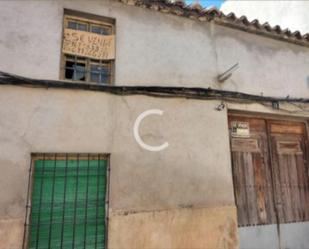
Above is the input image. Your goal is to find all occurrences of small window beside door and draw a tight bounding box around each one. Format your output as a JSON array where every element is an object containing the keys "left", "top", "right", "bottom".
[{"left": 61, "top": 11, "right": 115, "bottom": 84}]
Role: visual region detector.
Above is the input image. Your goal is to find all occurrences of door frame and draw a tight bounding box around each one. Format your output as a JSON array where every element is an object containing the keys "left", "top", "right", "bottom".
[
  {"left": 228, "top": 111, "right": 309, "bottom": 224},
  {"left": 228, "top": 111, "right": 309, "bottom": 249}
]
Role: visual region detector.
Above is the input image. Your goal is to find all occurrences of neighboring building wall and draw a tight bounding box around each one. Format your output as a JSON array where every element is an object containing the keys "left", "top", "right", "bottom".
[{"left": 0, "top": 1, "right": 309, "bottom": 97}]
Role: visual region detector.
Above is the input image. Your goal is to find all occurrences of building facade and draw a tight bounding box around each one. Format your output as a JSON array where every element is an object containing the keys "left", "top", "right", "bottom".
[{"left": 0, "top": 1, "right": 308, "bottom": 249}]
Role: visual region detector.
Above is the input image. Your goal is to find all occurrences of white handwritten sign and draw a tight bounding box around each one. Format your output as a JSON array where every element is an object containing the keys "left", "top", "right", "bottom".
[
  {"left": 231, "top": 121, "right": 250, "bottom": 137},
  {"left": 62, "top": 29, "right": 115, "bottom": 60}
]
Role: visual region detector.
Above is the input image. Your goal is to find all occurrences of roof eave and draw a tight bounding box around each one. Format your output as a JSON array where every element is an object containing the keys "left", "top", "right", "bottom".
[{"left": 118, "top": 0, "right": 309, "bottom": 48}]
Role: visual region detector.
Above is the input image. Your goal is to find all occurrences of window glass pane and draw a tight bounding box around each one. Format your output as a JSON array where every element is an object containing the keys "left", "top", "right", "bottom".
[
  {"left": 77, "top": 23, "right": 87, "bottom": 31},
  {"left": 68, "top": 21, "right": 77, "bottom": 30},
  {"left": 73, "top": 63, "right": 86, "bottom": 81},
  {"left": 90, "top": 64, "right": 109, "bottom": 84},
  {"left": 65, "top": 61, "right": 75, "bottom": 79},
  {"left": 65, "top": 61, "right": 86, "bottom": 81},
  {"left": 90, "top": 71, "right": 100, "bottom": 83},
  {"left": 67, "top": 21, "right": 87, "bottom": 31},
  {"left": 91, "top": 25, "right": 111, "bottom": 35}
]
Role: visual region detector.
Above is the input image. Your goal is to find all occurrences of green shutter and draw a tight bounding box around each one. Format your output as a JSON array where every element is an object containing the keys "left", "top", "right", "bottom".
[{"left": 28, "top": 157, "right": 107, "bottom": 249}]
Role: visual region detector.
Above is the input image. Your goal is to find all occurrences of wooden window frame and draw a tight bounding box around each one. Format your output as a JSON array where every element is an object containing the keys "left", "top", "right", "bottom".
[
  {"left": 22, "top": 153, "right": 111, "bottom": 249},
  {"left": 60, "top": 10, "right": 116, "bottom": 85}
]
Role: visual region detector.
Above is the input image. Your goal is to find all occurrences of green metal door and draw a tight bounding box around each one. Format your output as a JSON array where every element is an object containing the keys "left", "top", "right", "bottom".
[{"left": 28, "top": 156, "right": 107, "bottom": 249}]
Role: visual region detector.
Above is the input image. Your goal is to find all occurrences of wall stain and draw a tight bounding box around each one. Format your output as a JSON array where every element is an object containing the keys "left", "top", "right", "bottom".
[{"left": 217, "top": 217, "right": 238, "bottom": 249}]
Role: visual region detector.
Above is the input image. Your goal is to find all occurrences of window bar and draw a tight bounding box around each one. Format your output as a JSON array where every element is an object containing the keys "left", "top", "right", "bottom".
[
  {"left": 22, "top": 156, "right": 35, "bottom": 249},
  {"left": 98, "top": 24, "right": 105, "bottom": 84},
  {"left": 83, "top": 154, "right": 90, "bottom": 249},
  {"left": 60, "top": 154, "right": 69, "bottom": 249},
  {"left": 95, "top": 155, "right": 100, "bottom": 249},
  {"left": 87, "top": 23, "right": 91, "bottom": 83},
  {"left": 86, "top": 58, "right": 90, "bottom": 82},
  {"left": 105, "top": 158, "right": 110, "bottom": 249},
  {"left": 73, "top": 24, "right": 78, "bottom": 67},
  {"left": 47, "top": 154, "right": 57, "bottom": 249},
  {"left": 98, "top": 64, "right": 102, "bottom": 84},
  {"left": 99, "top": 60, "right": 102, "bottom": 84},
  {"left": 74, "top": 56, "right": 78, "bottom": 81},
  {"left": 72, "top": 154, "right": 80, "bottom": 249},
  {"left": 35, "top": 154, "right": 46, "bottom": 249}
]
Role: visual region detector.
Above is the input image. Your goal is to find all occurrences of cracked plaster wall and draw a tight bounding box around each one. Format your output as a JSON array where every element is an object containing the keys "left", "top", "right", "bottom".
[
  {"left": 0, "top": 85, "right": 236, "bottom": 249},
  {"left": 0, "top": 0, "right": 308, "bottom": 97}
]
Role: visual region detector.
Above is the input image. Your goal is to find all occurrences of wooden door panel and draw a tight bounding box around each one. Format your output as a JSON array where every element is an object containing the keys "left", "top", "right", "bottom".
[
  {"left": 229, "top": 116, "right": 275, "bottom": 226},
  {"left": 270, "top": 122, "right": 305, "bottom": 135},
  {"left": 229, "top": 116, "right": 309, "bottom": 227},
  {"left": 269, "top": 121, "right": 309, "bottom": 224},
  {"left": 232, "top": 152, "right": 250, "bottom": 226},
  {"left": 296, "top": 154, "right": 309, "bottom": 221}
]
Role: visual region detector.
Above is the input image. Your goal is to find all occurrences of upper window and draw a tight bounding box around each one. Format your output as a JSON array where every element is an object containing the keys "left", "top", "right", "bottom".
[{"left": 61, "top": 11, "right": 115, "bottom": 84}]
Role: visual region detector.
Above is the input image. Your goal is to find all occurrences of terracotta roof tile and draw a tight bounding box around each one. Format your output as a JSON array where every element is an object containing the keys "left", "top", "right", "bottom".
[
  {"left": 188, "top": 3, "right": 203, "bottom": 11},
  {"left": 118, "top": 0, "right": 309, "bottom": 47},
  {"left": 273, "top": 25, "right": 282, "bottom": 34},
  {"left": 303, "top": 34, "right": 309, "bottom": 41}
]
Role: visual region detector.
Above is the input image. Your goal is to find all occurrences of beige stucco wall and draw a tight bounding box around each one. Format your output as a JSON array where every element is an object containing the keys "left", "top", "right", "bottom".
[
  {"left": 0, "top": 1, "right": 308, "bottom": 248},
  {"left": 109, "top": 205, "right": 238, "bottom": 249},
  {"left": 0, "top": 0, "right": 308, "bottom": 98},
  {"left": 0, "top": 84, "right": 307, "bottom": 249},
  {"left": 0, "top": 85, "right": 238, "bottom": 248}
]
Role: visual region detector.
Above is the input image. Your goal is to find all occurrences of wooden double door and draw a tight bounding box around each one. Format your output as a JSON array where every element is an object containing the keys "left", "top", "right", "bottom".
[{"left": 229, "top": 115, "right": 309, "bottom": 227}]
